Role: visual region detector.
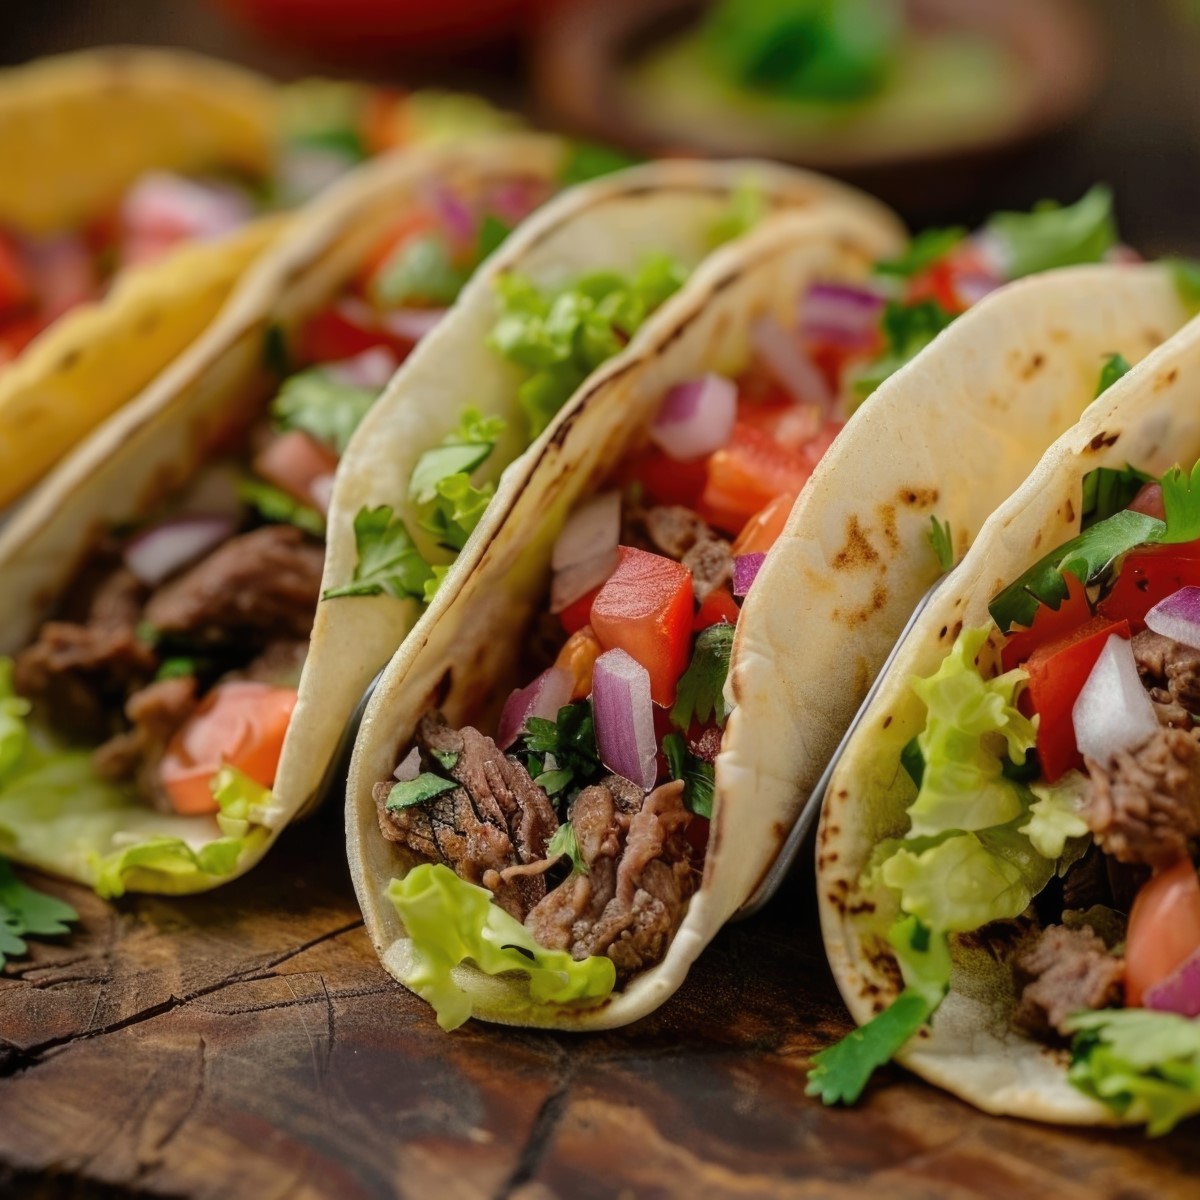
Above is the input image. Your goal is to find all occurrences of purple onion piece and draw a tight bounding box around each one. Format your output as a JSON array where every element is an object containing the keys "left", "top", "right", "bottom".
[
  {"left": 733, "top": 552, "right": 766, "bottom": 598},
  {"left": 592, "top": 648, "right": 658, "bottom": 792},
  {"left": 649, "top": 374, "right": 737, "bottom": 462},
  {"left": 1145, "top": 946, "right": 1200, "bottom": 1017},
  {"left": 1146, "top": 586, "right": 1200, "bottom": 651},
  {"left": 752, "top": 315, "right": 833, "bottom": 412},
  {"left": 123, "top": 515, "right": 237, "bottom": 587},
  {"left": 496, "top": 667, "right": 574, "bottom": 750}
]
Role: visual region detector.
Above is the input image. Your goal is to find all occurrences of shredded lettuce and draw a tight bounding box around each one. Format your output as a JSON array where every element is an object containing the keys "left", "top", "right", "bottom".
[
  {"left": 1067, "top": 1009, "right": 1200, "bottom": 1135},
  {"left": 387, "top": 863, "right": 616, "bottom": 1030},
  {"left": 907, "top": 628, "right": 1036, "bottom": 836},
  {"left": 0, "top": 660, "right": 31, "bottom": 781},
  {"left": 271, "top": 368, "right": 380, "bottom": 455},
  {"left": 983, "top": 185, "right": 1116, "bottom": 279},
  {"left": 708, "top": 178, "right": 767, "bottom": 247},
  {"left": 372, "top": 235, "right": 468, "bottom": 308},
  {"left": 1019, "top": 772, "right": 1089, "bottom": 859}
]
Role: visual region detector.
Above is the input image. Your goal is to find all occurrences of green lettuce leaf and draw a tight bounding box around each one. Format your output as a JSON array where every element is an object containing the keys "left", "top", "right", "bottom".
[
  {"left": 271, "top": 368, "right": 380, "bottom": 455},
  {"left": 907, "top": 627, "right": 1036, "bottom": 837},
  {"left": 1019, "top": 772, "right": 1089, "bottom": 859},
  {"left": 0, "top": 660, "right": 31, "bottom": 781},
  {"left": 983, "top": 185, "right": 1116, "bottom": 279},
  {"left": 1066, "top": 1009, "right": 1200, "bottom": 1135},
  {"left": 387, "top": 863, "right": 616, "bottom": 1030},
  {"left": 419, "top": 473, "right": 496, "bottom": 553},
  {"left": 372, "top": 234, "right": 467, "bottom": 308}
]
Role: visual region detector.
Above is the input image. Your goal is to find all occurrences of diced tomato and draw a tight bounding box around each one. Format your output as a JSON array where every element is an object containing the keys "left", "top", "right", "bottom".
[
  {"left": 734, "top": 398, "right": 821, "bottom": 452},
  {"left": 1001, "top": 571, "right": 1094, "bottom": 672},
  {"left": 0, "top": 236, "right": 32, "bottom": 314},
  {"left": 554, "top": 625, "right": 602, "bottom": 700},
  {"left": 160, "top": 682, "right": 298, "bottom": 815},
  {"left": 1099, "top": 543, "right": 1200, "bottom": 632},
  {"left": 0, "top": 314, "right": 44, "bottom": 365},
  {"left": 357, "top": 211, "right": 440, "bottom": 294},
  {"left": 1125, "top": 860, "right": 1200, "bottom": 1007},
  {"left": 806, "top": 337, "right": 878, "bottom": 394},
  {"left": 620, "top": 448, "right": 708, "bottom": 510},
  {"left": 1128, "top": 482, "right": 1165, "bottom": 520},
  {"left": 299, "top": 299, "right": 402, "bottom": 365},
  {"left": 253, "top": 430, "right": 341, "bottom": 509},
  {"left": 361, "top": 87, "right": 410, "bottom": 155},
  {"left": 558, "top": 584, "right": 603, "bottom": 635},
  {"left": 693, "top": 586, "right": 741, "bottom": 631},
  {"left": 732, "top": 492, "right": 796, "bottom": 557},
  {"left": 906, "top": 259, "right": 965, "bottom": 314},
  {"left": 590, "top": 546, "right": 694, "bottom": 706},
  {"left": 1025, "top": 616, "right": 1131, "bottom": 781},
  {"left": 701, "top": 422, "right": 811, "bottom": 527}
]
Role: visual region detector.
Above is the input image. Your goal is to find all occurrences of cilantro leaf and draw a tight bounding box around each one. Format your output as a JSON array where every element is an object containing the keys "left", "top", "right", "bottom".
[
  {"left": 0, "top": 858, "right": 78, "bottom": 970},
  {"left": 373, "top": 234, "right": 468, "bottom": 308},
  {"left": 517, "top": 702, "right": 605, "bottom": 808},
  {"left": 409, "top": 407, "right": 506, "bottom": 504},
  {"left": 155, "top": 657, "right": 202, "bottom": 682},
  {"left": 1160, "top": 461, "right": 1200, "bottom": 544},
  {"left": 386, "top": 773, "right": 459, "bottom": 810},
  {"left": 1080, "top": 463, "right": 1152, "bottom": 530},
  {"left": 671, "top": 624, "right": 734, "bottom": 731},
  {"left": 875, "top": 227, "right": 966, "bottom": 279},
  {"left": 662, "top": 732, "right": 716, "bottom": 819},
  {"left": 1094, "top": 352, "right": 1132, "bottom": 398},
  {"left": 547, "top": 822, "right": 587, "bottom": 874},
  {"left": 419, "top": 473, "right": 496, "bottom": 553},
  {"left": 984, "top": 185, "right": 1116, "bottom": 279},
  {"left": 272, "top": 368, "right": 379, "bottom": 455},
  {"left": 322, "top": 505, "right": 433, "bottom": 601},
  {"left": 926, "top": 516, "right": 953, "bottom": 572},
  {"left": 477, "top": 213, "right": 512, "bottom": 261},
  {"left": 559, "top": 141, "right": 640, "bottom": 186},
  {"left": 852, "top": 299, "right": 954, "bottom": 402},
  {"left": 238, "top": 478, "right": 326, "bottom": 537}
]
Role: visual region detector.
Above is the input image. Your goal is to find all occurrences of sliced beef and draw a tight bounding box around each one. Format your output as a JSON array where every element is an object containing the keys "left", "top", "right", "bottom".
[
  {"left": 87, "top": 568, "right": 150, "bottom": 630},
  {"left": 1082, "top": 727, "right": 1200, "bottom": 868},
  {"left": 525, "top": 777, "right": 697, "bottom": 982},
  {"left": 1132, "top": 630, "right": 1200, "bottom": 726},
  {"left": 634, "top": 506, "right": 732, "bottom": 603},
  {"left": 1013, "top": 924, "right": 1124, "bottom": 1039},
  {"left": 144, "top": 525, "right": 324, "bottom": 646},
  {"left": 374, "top": 713, "right": 559, "bottom": 920},
  {"left": 92, "top": 675, "right": 199, "bottom": 804}
]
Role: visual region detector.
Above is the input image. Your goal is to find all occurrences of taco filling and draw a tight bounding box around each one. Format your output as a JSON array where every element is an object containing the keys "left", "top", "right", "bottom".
[
  {"left": 0, "top": 82, "right": 510, "bottom": 365},
  {"left": 810, "top": 432, "right": 1200, "bottom": 1133}
]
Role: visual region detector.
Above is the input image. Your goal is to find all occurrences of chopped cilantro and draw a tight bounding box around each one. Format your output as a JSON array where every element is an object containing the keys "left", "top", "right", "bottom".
[
  {"left": 409, "top": 408, "right": 506, "bottom": 504},
  {"left": 983, "top": 185, "right": 1116, "bottom": 279},
  {"left": 0, "top": 858, "right": 79, "bottom": 970},
  {"left": 155, "top": 657, "right": 201, "bottom": 682},
  {"left": 321, "top": 505, "right": 433, "bottom": 601},
  {"left": 875, "top": 227, "right": 966, "bottom": 279},
  {"left": 373, "top": 234, "right": 467, "bottom": 308},
  {"left": 477, "top": 213, "right": 512, "bottom": 261},
  {"left": 558, "top": 141, "right": 639, "bottom": 187},
  {"left": 535, "top": 768, "right": 574, "bottom": 797},
  {"left": 134, "top": 620, "right": 159, "bottom": 648},
  {"left": 431, "top": 749, "right": 459, "bottom": 770},
  {"left": 238, "top": 478, "right": 326, "bottom": 537},
  {"left": 386, "top": 773, "right": 458, "bottom": 810},
  {"left": 1095, "top": 352, "right": 1132, "bottom": 397},
  {"left": 518, "top": 701, "right": 605, "bottom": 808},
  {"left": 662, "top": 732, "right": 716, "bottom": 819},
  {"left": 671, "top": 624, "right": 734, "bottom": 731},
  {"left": 272, "top": 368, "right": 379, "bottom": 455},
  {"left": 1161, "top": 460, "right": 1200, "bottom": 544},
  {"left": 926, "top": 516, "right": 953, "bottom": 572},
  {"left": 852, "top": 299, "right": 954, "bottom": 402},
  {"left": 546, "top": 822, "right": 587, "bottom": 874},
  {"left": 1080, "top": 464, "right": 1152, "bottom": 530}
]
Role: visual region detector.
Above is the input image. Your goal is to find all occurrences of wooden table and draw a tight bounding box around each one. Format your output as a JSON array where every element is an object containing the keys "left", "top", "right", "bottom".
[{"left": 2, "top": 802, "right": 1198, "bottom": 1198}]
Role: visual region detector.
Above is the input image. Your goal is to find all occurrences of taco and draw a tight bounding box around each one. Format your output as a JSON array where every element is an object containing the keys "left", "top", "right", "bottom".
[
  {"left": 0, "top": 46, "right": 513, "bottom": 506},
  {"left": 809, "top": 318, "right": 1200, "bottom": 1133},
  {"left": 0, "top": 140, "right": 883, "bottom": 898},
  {"left": 342, "top": 191, "right": 1169, "bottom": 1033}
]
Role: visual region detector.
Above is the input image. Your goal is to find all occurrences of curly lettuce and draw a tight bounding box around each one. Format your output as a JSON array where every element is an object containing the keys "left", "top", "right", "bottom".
[{"left": 388, "top": 863, "right": 616, "bottom": 1030}]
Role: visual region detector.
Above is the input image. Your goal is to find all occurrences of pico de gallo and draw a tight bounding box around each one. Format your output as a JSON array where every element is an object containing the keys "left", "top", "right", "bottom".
[
  {"left": 0, "top": 82, "right": 512, "bottom": 367},
  {"left": 808, "top": 433, "right": 1200, "bottom": 1133},
  {"left": 0, "top": 166, "right": 556, "bottom": 894}
]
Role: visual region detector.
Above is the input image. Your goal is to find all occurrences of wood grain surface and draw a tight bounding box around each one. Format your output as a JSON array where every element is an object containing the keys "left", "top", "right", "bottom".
[{"left": 2, "top": 800, "right": 1198, "bottom": 1199}]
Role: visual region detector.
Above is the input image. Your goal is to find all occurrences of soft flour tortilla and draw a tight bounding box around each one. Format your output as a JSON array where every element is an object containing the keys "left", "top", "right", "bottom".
[
  {"left": 0, "top": 47, "right": 282, "bottom": 507},
  {"left": 0, "top": 142, "right": 893, "bottom": 894},
  {"left": 346, "top": 204, "right": 905, "bottom": 1029},
  {"left": 725, "top": 264, "right": 1195, "bottom": 923},
  {"left": 818, "top": 308, "right": 1200, "bottom": 1123}
]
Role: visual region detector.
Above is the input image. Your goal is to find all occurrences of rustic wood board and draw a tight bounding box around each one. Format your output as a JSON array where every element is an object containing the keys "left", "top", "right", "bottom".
[{"left": 1, "top": 799, "right": 1197, "bottom": 1199}]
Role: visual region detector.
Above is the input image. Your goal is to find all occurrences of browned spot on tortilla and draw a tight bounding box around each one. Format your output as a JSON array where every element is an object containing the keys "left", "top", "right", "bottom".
[
  {"left": 951, "top": 619, "right": 963, "bottom": 639},
  {"left": 58, "top": 347, "right": 81, "bottom": 371},
  {"left": 1087, "top": 430, "right": 1120, "bottom": 451},
  {"left": 1145, "top": 328, "right": 1164, "bottom": 346},
  {"left": 876, "top": 502, "right": 899, "bottom": 552},
  {"left": 1157, "top": 367, "right": 1180, "bottom": 390},
  {"left": 1033, "top": 529, "right": 1043, "bottom": 549},
  {"left": 836, "top": 583, "right": 889, "bottom": 629},
  {"left": 1065, "top": 498, "right": 1076, "bottom": 524},
  {"left": 1049, "top": 328, "right": 1068, "bottom": 344},
  {"left": 898, "top": 486, "right": 938, "bottom": 509},
  {"left": 1021, "top": 352, "right": 1046, "bottom": 380},
  {"left": 882, "top": 714, "right": 892, "bottom": 729},
  {"left": 772, "top": 821, "right": 787, "bottom": 840},
  {"left": 846, "top": 899, "right": 876, "bottom": 915},
  {"left": 137, "top": 311, "right": 159, "bottom": 337},
  {"left": 832, "top": 515, "right": 880, "bottom": 570}
]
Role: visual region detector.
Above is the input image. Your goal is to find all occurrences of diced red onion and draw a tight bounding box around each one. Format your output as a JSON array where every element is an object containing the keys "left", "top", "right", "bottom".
[
  {"left": 497, "top": 666, "right": 573, "bottom": 750},
  {"left": 649, "top": 375, "right": 737, "bottom": 461},
  {"left": 550, "top": 549, "right": 619, "bottom": 614},
  {"left": 394, "top": 747, "right": 421, "bottom": 782},
  {"left": 1145, "top": 586, "right": 1200, "bottom": 650},
  {"left": 484, "top": 177, "right": 551, "bottom": 226},
  {"left": 326, "top": 346, "right": 398, "bottom": 390},
  {"left": 123, "top": 515, "right": 236, "bottom": 586},
  {"left": 800, "top": 282, "right": 884, "bottom": 349},
  {"left": 380, "top": 307, "right": 446, "bottom": 343},
  {"left": 1145, "top": 946, "right": 1200, "bottom": 1017},
  {"left": 309, "top": 474, "right": 336, "bottom": 516},
  {"left": 552, "top": 492, "right": 621, "bottom": 572},
  {"left": 591, "top": 649, "right": 658, "bottom": 792},
  {"left": 733, "top": 552, "right": 766, "bottom": 597},
  {"left": 751, "top": 315, "right": 833, "bottom": 413},
  {"left": 953, "top": 272, "right": 1003, "bottom": 307},
  {"left": 1072, "top": 634, "right": 1159, "bottom": 763},
  {"left": 430, "top": 186, "right": 476, "bottom": 253},
  {"left": 121, "top": 172, "right": 254, "bottom": 244}
]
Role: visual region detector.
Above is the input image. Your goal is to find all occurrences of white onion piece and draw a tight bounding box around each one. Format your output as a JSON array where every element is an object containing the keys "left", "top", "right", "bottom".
[
  {"left": 1146, "top": 946, "right": 1200, "bottom": 1017},
  {"left": 1146, "top": 586, "right": 1200, "bottom": 650},
  {"left": 751, "top": 315, "right": 833, "bottom": 413},
  {"left": 550, "top": 548, "right": 619, "bottom": 614},
  {"left": 496, "top": 667, "right": 573, "bottom": 750},
  {"left": 121, "top": 171, "right": 254, "bottom": 242},
  {"left": 971, "top": 229, "right": 1011, "bottom": 279},
  {"left": 275, "top": 146, "right": 355, "bottom": 206},
  {"left": 394, "top": 747, "right": 422, "bottom": 782},
  {"left": 800, "top": 282, "right": 884, "bottom": 347},
  {"left": 326, "top": 346, "right": 398, "bottom": 390},
  {"left": 1072, "top": 634, "right": 1159, "bottom": 764},
  {"left": 591, "top": 649, "right": 658, "bottom": 792},
  {"left": 309, "top": 474, "right": 336, "bottom": 516},
  {"left": 649, "top": 375, "right": 737, "bottom": 461},
  {"left": 552, "top": 492, "right": 622, "bottom": 572},
  {"left": 381, "top": 307, "right": 446, "bottom": 343},
  {"left": 123, "top": 515, "right": 236, "bottom": 586},
  {"left": 733, "top": 552, "right": 766, "bottom": 597},
  {"left": 953, "top": 272, "right": 1002, "bottom": 307}
]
